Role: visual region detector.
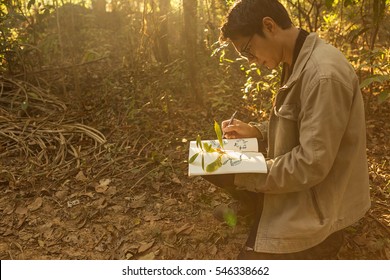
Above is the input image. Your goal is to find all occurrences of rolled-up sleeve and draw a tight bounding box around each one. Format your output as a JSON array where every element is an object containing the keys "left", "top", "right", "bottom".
[
  {"left": 249, "top": 121, "right": 269, "bottom": 142},
  {"left": 249, "top": 121, "right": 268, "bottom": 154}
]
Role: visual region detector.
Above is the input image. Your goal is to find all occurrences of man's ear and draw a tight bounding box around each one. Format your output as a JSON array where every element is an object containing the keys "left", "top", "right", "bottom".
[{"left": 262, "top": 17, "right": 275, "bottom": 33}]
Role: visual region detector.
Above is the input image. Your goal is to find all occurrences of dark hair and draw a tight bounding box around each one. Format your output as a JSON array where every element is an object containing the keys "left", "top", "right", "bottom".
[{"left": 220, "top": 0, "right": 292, "bottom": 41}]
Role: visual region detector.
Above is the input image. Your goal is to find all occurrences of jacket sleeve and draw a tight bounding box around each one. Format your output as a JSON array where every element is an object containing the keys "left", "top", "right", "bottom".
[
  {"left": 249, "top": 121, "right": 268, "bottom": 154},
  {"left": 234, "top": 78, "right": 354, "bottom": 194},
  {"left": 249, "top": 121, "right": 268, "bottom": 142}
]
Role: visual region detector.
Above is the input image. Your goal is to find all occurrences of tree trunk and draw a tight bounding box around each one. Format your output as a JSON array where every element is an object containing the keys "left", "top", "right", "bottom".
[
  {"left": 158, "top": 0, "right": 170, "bottom": 64},
  {"left": 183, "top": 0, "right": 202, "bottom": 103}
]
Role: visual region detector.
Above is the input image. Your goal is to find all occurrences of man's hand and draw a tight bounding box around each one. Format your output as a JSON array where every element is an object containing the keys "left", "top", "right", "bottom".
[{"left": 222, "top": 119, "right": 262, "bottom": 139}]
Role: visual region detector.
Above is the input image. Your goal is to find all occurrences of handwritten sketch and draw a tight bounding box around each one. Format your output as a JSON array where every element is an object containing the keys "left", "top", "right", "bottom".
[
  {"left": 223, "top": 153, "right": 244, "bottom": 166},
  {"left": 233, "top": 139, "right": 249, "bottom": 151},
  {"left": 208, "top": 139, "right": 227, "bottom": 149},
  {"left": 208, "top": 139, "right": 250, "bottom": 151}
]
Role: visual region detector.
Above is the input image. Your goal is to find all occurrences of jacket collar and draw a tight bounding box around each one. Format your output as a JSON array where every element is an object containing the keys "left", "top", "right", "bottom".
[{"left": 280, "top": 33, "right": 318, "bottom": 90}]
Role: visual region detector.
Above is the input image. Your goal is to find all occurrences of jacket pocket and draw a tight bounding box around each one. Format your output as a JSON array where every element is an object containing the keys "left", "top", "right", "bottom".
[
  {"left": 272, "top": 104, "right": 300, "bottom": 156},
  {"left": 274, "top": 104, "right": 300, "bottom": 121},
  {"left": 310, "top": 188, "right": 325, "bottom": 225}
]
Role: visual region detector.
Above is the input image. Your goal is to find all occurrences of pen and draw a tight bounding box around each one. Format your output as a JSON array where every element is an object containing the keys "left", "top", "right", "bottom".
[
  {"left": 223, "top": 110, "right": 237, "bottom": 138},
  {"left": 227, "top": 110, "right": 237, "bottom": 126}
]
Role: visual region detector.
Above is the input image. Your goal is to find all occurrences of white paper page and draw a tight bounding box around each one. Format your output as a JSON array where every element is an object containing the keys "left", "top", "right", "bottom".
[
  {"left": 198, "top": 137, "right": 258, "bottom": 152},
  {"left": 188, "top": 140, "right": 267, "bottom": 176}
]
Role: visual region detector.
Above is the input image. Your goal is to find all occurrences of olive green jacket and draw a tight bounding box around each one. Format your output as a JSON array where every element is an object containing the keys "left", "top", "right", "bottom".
[{"left": 234, "top": 33, "right": 371, "bottom": 254}]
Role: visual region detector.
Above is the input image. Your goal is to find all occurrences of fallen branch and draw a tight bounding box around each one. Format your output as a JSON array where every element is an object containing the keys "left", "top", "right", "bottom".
[
  {"left": 0, "top": 76, "right": 67, "bottom": 116},
  {"left": 0, "top": 113, "right": 106, "bottom": 179}
]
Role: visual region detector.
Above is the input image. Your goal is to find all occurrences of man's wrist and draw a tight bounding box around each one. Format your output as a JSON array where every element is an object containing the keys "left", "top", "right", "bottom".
[{"left": 249, "top": 124, "right": 263, "bottom": 139}]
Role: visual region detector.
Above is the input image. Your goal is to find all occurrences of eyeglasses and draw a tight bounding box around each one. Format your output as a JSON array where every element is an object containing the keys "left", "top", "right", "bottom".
[{"left": 239, "top": 34, "right": 255, "bottom": 60}]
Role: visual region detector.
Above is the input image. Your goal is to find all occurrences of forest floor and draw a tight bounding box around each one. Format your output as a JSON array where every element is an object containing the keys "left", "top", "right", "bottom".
[{"left": 0, "top": 67, "right": 389, "bottom": 260}]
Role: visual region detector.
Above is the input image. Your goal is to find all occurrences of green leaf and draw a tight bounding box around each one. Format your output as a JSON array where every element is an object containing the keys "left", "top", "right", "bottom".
[
  {"left": 378, "top": 90, "right": 390, "bottom": 104},
  {"left": 189, "top": 152, "right": 199, "bottom": 164},
  {"left": 325, "top": 0, "right": 335, "bottom": 8},
  {"left": 201, "top": 154, "right": 205, "bottom": 170},
  {"left": 196, "top": 134, "right": 203, "bottom": 150},
  {"left": 214, "top": 121, "right": 223, "bottom": 149},
  {"left": 360, "top": 74, "right": 390, "bottom": 89},
  {"left": 206, "top": 155, "right": 223, "bottom": 173},
  {"left": 344, "top": 0, "right": 355, "bottom": 7},
  {"left": 223, "top": 211, "right": 237, "bottom": 227},
  {"left": 21, "top": 100, "right": 28, "bottom": 111},
  {"left": 203, "top": 143, "right": 217, "bottom": 153},
  {"left": 27, "top": 0, "right": 36, "bottom": 10}
]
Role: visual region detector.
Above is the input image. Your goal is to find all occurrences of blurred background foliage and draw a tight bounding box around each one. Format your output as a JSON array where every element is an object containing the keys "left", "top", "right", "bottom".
[
  {"left": 0, "top": 0, "right": 389, "bottom": 261},
  {"left": 0, "top": 0, "right": 389, "bottom": 117}
]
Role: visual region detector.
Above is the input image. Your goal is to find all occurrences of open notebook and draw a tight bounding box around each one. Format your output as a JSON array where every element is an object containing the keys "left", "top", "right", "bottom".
[{"left": 188, "top": 138, "right": 267, "bottom": 176}]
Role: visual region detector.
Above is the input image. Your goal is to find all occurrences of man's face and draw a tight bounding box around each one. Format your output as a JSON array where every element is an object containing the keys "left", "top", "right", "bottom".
[{"left": 231, "top": 32, "right": 282, "bottom": 69}]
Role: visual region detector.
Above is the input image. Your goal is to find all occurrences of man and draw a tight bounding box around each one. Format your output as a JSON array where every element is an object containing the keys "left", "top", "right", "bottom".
[{"left": 206, "top": 0, "right": 371, "bottom": 259}]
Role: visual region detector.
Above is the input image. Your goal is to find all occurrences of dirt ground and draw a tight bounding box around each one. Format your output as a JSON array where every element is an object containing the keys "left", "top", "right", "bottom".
[{"left": 0, "top": 71, "right": 389, "bottom": 260}]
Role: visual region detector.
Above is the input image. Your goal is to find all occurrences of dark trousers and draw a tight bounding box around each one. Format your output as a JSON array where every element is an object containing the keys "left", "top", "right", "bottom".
[
  {"left": 202, "top": 174, "right": 344, "bottom": 260},
  {"left": 203, "top": 174, "right": 262, "bottom": 214}
]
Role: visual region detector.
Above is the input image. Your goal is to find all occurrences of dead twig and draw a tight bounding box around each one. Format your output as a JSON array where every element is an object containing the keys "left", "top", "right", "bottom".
[
  {"left": 130, "top": 165, "right": 160, "bottom": 191},
  {"left": 13, "top": 56, "right": 109, "bottom": 77},
  {"left": 368, "top": 212, "right": 390, "bottom": 235}
]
